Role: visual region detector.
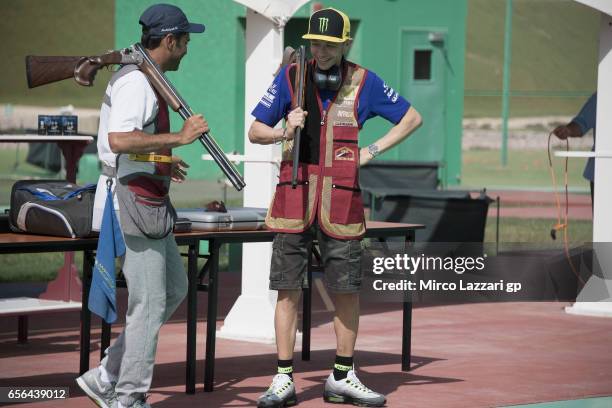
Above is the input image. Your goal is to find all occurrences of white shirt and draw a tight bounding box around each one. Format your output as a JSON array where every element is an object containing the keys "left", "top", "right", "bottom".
[
  {"left": 97, "top": 70, "right": 158, "bottom": 167},
  {"left": 93, "top": 69, "right": 159, "bottom": 231}
]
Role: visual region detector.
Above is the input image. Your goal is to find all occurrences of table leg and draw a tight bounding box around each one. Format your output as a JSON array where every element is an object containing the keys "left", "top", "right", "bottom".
[
  {"left": 186, "top": 243, "right": 198, "bottom": 394},
  {"left": 401, "top": 232, "right": 414, "bottom": 371},
  {"left": 80, "top": 250, "right": 93, "bottom": 375},
  {"left": 204, "top": 239, "right": 220, "bottom": 392},
  {"left": 401, "top": 300, "right": 412, "bottom": 371},
  {"left": 100, "top": 321, "right": 111, "bottom": 361},
  {"left": 18, "top": 315, "right": 28, "bottom": 344},
  {"left": 302, "top": 249, "right": 312, "bottom": 361}
]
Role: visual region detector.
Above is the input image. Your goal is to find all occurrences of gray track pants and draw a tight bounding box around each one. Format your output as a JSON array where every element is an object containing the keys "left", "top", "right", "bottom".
[{"left": 101, "top": 232, "right": 187, "bottom": 406}]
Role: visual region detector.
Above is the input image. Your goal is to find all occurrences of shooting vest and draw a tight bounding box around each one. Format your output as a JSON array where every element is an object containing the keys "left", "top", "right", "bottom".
[
  {"left": 107, "top": 64, "right": 173, "bottom": 204},
  {"left": 265, "top": 60, "right": 368, "bottom": 239},
  {"left": 98, "top": 64, "right": 176, "bottom": 239}
]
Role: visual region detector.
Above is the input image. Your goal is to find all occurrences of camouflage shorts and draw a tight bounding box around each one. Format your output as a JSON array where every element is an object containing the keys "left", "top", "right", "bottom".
[{"left": 270, "top": 223, "right": 363, "bottom": 293}]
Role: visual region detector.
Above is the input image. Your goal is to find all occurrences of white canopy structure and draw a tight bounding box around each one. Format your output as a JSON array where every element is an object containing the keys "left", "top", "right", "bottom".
[
  {"left": 218, "top": 0, "right": 310, "bottom": 343},
  {"left": 232, "top": 0, "right": 309, "bottom": 27},
  {"left": 566, "top": 0, "right": 612, "bottom": 317}
]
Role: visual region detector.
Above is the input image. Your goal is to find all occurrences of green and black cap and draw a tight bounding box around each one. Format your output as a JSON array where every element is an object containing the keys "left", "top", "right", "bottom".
[{"left": 302, "top": 8, "right": 351, "bottom": 43}]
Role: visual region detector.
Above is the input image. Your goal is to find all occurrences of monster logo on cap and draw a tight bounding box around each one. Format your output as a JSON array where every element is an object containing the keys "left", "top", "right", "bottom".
[{"left": 303, "top": 8, "right": 352, "bottom": 43}]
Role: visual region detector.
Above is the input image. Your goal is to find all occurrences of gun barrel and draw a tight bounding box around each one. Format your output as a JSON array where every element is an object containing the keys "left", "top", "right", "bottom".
[
  {"left": 198, "top": 134, "right": 246, "bottom": 191},
  {"left": 174, "top": 107, "right": 244, "bottom": 191},
  {"left": 291, "top": 46, "right": 307, "bottom": 188},
  {"left": 134, "top": 43, "right": 246, "bottom": 191}
]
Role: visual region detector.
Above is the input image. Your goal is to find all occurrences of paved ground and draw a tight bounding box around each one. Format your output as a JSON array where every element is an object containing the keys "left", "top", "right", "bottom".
[
  {"left": 1, "top": 272, "right": 611, "bottom": 408},
  {"left": 487, "top": 190, "right": 592, "bottom": 221},
  {"left": 461, "top": 116, "right": 594, "bottom": 150}
]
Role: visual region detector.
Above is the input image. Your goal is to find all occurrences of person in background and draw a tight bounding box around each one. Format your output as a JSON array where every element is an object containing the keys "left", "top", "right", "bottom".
[{"left": 552, "top": 93, "right": 597, "bottom": 207}]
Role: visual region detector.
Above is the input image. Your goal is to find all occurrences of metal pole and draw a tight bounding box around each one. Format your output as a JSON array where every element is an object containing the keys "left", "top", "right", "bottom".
[{"left": 501, "top": 0, "right": 513, "bottom": 166}]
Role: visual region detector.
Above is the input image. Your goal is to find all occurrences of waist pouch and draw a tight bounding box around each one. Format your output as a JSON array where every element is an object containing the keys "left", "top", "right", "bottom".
[
  {"left": 9, "top": 180, "right": 96, "bottom": 238},
  {"left": 115, "top": 180, "right": 175, "bottom": 239}
]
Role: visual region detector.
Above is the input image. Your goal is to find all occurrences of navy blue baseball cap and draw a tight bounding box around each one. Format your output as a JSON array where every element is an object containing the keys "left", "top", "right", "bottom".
[{"left": 139, "top": 4, "right": 205, "bottom": 36}]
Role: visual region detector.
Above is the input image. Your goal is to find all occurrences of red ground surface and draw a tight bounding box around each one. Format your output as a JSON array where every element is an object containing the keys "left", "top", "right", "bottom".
[{"left": 1, "top": 272, "right": 611, "bottom": 408}]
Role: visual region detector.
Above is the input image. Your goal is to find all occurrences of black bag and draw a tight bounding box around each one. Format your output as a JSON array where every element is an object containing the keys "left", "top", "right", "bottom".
[{"left": 9, "top": 180, "right": 96, "bottom": 238}]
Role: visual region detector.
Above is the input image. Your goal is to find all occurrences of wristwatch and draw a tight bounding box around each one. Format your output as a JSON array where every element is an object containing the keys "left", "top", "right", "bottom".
[{"left": 367, "top": 143, "right": 380, "bottom": 158}]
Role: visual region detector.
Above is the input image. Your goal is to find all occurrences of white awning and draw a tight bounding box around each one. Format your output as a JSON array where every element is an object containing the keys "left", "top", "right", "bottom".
[
  {"left": 575, "top": 0, "right": 612, "bottom": 16},
  {"left": 232, "top": 0, "right": 310, "bottom": 25}
]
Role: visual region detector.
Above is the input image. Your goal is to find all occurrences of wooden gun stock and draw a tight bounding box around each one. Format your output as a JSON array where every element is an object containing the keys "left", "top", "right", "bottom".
[
  {"left": 25, "top": 51, "right": 125, "bottom": 88},
  {"left": 25, "top": 56, "right": 82, "bottom": 88}
]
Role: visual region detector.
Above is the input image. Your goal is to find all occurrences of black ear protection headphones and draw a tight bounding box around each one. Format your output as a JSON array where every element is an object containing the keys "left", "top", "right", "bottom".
[{"left": 313, "top": 63, "right": 343, "bottom": 91}]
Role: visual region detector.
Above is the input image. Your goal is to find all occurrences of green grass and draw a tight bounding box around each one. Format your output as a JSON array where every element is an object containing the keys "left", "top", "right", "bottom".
[
  {"left": 0, "top": 252, "right": 83, "bottom": 283},
  {"left": 0, "top": 0, "right": 114, "bottom": 108},
  {"left": 461, "top": 149, "right": 589, "bottom": 190},
  {"left": 464, "top": 0, "right": 599, "bottom": 117},
  {"left": 0, "top": 247, "right": 230, "bottom": 283},
  {"left": 484, "top": 217, "right": 592, "bottom": 244},
  {"left": 0, "top": 244, "right": 235, "bottom": 283},
  {"left": 0, "top": 147, "right": 63, "bottom": 206}
]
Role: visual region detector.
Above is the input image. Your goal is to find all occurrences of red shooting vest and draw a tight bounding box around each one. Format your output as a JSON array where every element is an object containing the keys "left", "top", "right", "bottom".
[{"left": 265, "top": 61, "right": 368, "bottom": 239}]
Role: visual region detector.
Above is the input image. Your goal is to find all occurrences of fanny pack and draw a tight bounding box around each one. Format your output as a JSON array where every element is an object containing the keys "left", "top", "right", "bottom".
[{"left": 115, "top": 180, "right": 175, "bottom": 239}]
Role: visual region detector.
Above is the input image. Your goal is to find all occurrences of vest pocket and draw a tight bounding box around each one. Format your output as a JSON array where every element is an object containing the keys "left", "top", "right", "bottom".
[
  {"left": 329, "top": 177, "right": 363, "bottom": 224},
  {"left": 332, "top": 127, "right": 359, "bottom": 166},
  {"left": 271, "top": 180, "right": 309, "bottom": 220},
  {"left": 116, "top": 181, "right": 175, "bottom": 239},
  {"left": 332, "top": 141, "right": 359, "bottom": 165}
]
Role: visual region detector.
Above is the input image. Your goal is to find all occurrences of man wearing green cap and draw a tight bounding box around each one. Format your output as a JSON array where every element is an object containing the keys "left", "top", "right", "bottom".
[{"left": 249, "top": 7, "right": 422, "bottom": 408}]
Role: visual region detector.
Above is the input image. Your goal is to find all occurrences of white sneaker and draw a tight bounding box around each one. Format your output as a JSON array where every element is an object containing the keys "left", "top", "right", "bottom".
[
  {"left": 257, "top": 373, "right": 298, "bottom": 408},
  {"left": 76, "top": 367, "right": 117, "bottom": 408},
  {"left": 324, "top": 369, "right": 386, "bottom": 407},
  {"left": 113, "top": 398, "right": 151, "bottom": 408}
]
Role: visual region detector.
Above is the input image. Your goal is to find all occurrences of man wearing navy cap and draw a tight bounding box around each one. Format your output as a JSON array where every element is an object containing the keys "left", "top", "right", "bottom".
[
  {"left": 249, "top": 7, "right": 422, "bottom": 408},
  {"left": 78, "top": 4, "right": 207, "bottom": 408}
]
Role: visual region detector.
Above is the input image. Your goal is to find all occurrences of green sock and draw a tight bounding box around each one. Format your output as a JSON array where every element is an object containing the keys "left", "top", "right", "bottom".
[
  {"left": 333, "top": 355, "right": 353, "bottom": 381},
  {"left": 278, "top": 359, "right": 293, "bottom": 379}
]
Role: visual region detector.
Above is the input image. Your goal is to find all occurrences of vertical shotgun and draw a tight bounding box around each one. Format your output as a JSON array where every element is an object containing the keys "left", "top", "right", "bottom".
[{"left": 291, "top": 45, "right": 306, "bottom": 189}]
